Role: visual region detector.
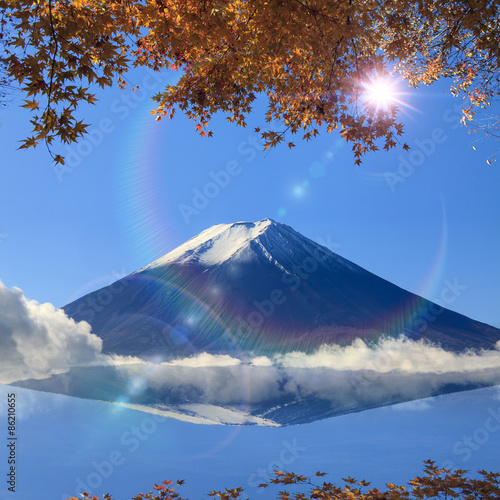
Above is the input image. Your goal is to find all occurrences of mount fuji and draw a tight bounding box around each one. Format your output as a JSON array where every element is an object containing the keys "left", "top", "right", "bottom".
[
  {"left": 63, "top": 218, "right": 500, "bottom": 358},
  {"left": 12, "top": 219, "right": 500, "bottom": 426}
]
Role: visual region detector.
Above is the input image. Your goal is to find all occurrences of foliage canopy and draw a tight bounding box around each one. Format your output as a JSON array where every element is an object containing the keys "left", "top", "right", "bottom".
[
  {"left": 1, "top": 0, "right": 499, "bottom": 163},
  {"left": 66, "top": 461, "right": 500, "bottom": 500}
]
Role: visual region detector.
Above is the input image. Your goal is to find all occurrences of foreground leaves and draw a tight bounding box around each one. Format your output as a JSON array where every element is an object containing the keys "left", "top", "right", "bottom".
[
  {"left": 1, "top": 0, "right": 499, "bottom": 162},
  {"left": 65, "top": 461, "right": 500, "bottom": 500}
]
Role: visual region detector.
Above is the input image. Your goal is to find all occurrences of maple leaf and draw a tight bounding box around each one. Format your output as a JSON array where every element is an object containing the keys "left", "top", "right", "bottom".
[
  {"left": 18, "top": 136, "right": 38, "bottom": 149},
  {"left": 21, "top": 99, "right": 39, "bottom": 111}
]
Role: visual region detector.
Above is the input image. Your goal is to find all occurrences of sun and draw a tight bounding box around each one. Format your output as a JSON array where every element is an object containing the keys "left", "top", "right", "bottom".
[{"left": 364, "top": 78, "right": 398, "bottom": 109}]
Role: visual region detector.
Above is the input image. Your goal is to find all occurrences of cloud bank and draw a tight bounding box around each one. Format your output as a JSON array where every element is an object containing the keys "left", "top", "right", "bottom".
[
  {"left": 111, "top": 339, "right": 500, "bottom": 411},
  {"left": 0, "top": 280, "right": 104, "bottom": 384},
  {"left": 2, "top": 280, "right": 500, "bottom": 423}
]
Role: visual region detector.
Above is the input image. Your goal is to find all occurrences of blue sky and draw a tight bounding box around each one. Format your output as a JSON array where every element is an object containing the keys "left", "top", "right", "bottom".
[{"left": 1, "top": 67, "right": 499, "bottom": 327}]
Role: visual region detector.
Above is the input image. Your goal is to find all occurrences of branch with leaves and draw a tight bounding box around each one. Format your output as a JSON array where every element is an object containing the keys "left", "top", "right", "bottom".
[
  {"left": 65, "top": 461, "right": 500, "bottom": 500},
  {"left": 1, "top": 0, "right": 499, "bottom": 164}
]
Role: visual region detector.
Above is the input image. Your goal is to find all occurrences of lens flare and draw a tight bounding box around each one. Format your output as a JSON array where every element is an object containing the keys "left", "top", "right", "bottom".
[{"left": 364, "top": 78, "right": 398, "bottom": 108}]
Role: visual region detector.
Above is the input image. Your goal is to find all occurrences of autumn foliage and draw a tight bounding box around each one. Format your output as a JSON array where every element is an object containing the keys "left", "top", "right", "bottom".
[
  {"left": 1, "top": 0, "right": 499, "bottom": 163},
  {"left": 66, "top": 461, "right": 500, "bottom": 500}
]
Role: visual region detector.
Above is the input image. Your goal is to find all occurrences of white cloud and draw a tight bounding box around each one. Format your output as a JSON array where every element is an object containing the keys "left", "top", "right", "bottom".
[
  {"left": 249, "top": 356, "right": 274, "bottom": 367},
  {"left": 2, "top": 280, "right": 500, "bottom": 421},
  {"left": 167, "top": 352, "right": 241, "bottom": 367},
  {"left": 0, "top": 280, "right": 104, "bottom": 384},
  {"left": 274, "top": 337, "right": 500, "bottom": 374},
  {"left": 108, "top": 338, "right": 500, "bottom": 412}
]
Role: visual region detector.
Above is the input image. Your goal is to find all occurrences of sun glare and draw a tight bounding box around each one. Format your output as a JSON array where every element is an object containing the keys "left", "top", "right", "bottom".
[{"left": 364, "top": 78, "right": 398, "bottom": 109}]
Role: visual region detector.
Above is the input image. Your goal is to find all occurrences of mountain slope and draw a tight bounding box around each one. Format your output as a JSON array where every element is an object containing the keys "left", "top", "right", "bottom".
[
  {"left": 63, "top": 219, "right": 500, "bottom": 359},
  {"left": 11, "top": 219, "right": 500, "bottom": 426}
]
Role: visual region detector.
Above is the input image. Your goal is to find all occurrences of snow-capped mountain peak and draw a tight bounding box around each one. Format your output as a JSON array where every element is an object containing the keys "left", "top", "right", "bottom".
[
  {"left": 141, "top": 218, "right": 336, "bottom": 271},
  {"left": 54, "top": 218, "right": 500, "bottom": 427},
  {"left": 65, "top": 218, "right": 500, "bottom": 364}
]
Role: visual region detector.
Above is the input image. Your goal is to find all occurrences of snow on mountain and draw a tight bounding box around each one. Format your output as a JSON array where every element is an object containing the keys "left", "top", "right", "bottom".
[
  {"left": 100, "top": 400, "right": 281, "bottom": 427},
  {"left": 140, "top": 218, "right": 359, "bottom": 273}
]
